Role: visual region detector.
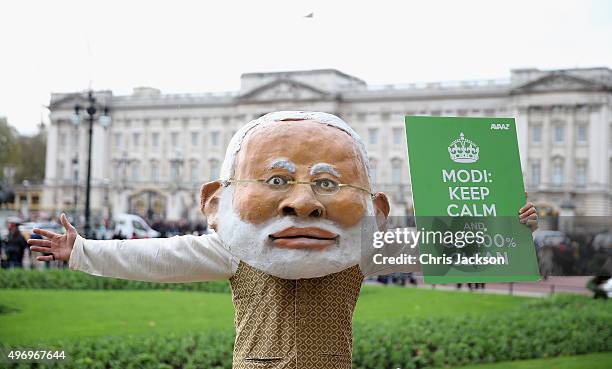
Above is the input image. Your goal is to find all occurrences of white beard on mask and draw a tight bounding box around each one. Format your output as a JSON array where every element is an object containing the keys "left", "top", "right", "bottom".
[{"left": 215, "top": 186, "right": 378, "bottom": 279}]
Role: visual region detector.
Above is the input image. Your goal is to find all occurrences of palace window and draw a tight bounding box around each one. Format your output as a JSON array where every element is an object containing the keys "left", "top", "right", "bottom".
[
  {"left": 552, "top": 158, "right": 564, "bottom": 186},
  {"left": 553, "top": 124, "right": 564, "bottom": 144},
  {"left": 133, "top": 132, "right": 140, "bottom": 147},
  {"left": 150, "top": 162, "right": 159, "bottom": 183},
  {"left": 152, "top": 132, "right": 160, "bottom": 147},
  {"left": 171, "top": 132, "right": 179, "bottom": 147},
  {"left": 191, "top": 132, "right": 199, "bottom": 146},
  {"left": 190, "top": 161, "right": 199, "bottom": 183},
  {"left": 531, "top": 161, "right": 541, "bottom": 186},
  {"left": 531, "top": 125, "right": 542, "bottom": 144},
  {"left": 114, "top": 133, "right": 122, "bottom": 149},
  {"left": 170, "top": 161, "right": 180, "bottom": 181},
  {"left": 209, "top": 159, "right": 220, "bottom": 180},
  {"left": 391, "top": 158, "right": 402, "bottom": 184},
  {"left": 211, "top": 131, "right": 220, "bottom": 146},
  {"left": 368, "top": 128, "right": 378, "bottom": 145},
  {"left": 576, "top": 124, "right": 588, "bottom": 144},
  {"left": 609, "top": 159, "right": 612, "bottom": 188},
  {"left": 113, "top": 163, "right": 120, "bottom": 182},
  {"left": 575, "top": 161, "right": 587, "bottom": 187},
  {"left": 131, "top": 163, "right": 140, "bottom": 182},
  {"left": 58, "top": 162, "right": 65, "bottom": 180},
  {"left": 393, "top": 127, "right": 403, "bottom": 145}
]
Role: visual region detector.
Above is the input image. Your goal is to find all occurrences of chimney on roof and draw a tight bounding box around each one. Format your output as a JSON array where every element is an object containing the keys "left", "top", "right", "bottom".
[{"left": 132, "top": 87, "right": 161, "bottom": 97}]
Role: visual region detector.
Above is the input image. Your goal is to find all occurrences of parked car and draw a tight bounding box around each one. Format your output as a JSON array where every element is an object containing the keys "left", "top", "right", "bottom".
[
  {"left": 113, "top": 214, "right": 160, "bottom": 239},
  {"left": 18, "top": 222, "right": 63, "bottom": 240},
  {"left": 592, "top": 231, "right": 612, "bottom": 253},
  {"left": 0, "top": 211, "right": 20, "bottom": 240}
]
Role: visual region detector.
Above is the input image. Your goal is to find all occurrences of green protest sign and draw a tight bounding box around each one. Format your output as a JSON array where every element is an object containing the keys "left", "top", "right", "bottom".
[{"left": 404, "top": 116, "right": 540, "bottom": 283}]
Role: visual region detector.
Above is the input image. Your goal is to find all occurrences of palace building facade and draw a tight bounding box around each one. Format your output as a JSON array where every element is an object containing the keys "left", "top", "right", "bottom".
[{"left": 43, "top": 67, "right": 612, "bottom": 223}]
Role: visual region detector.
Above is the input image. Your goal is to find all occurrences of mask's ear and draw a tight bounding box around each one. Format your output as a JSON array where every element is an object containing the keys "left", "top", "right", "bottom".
[
  {"left": 200, "top": 181, "right": 222, "bottom": 231},
  {"left": 372, "top": 192, "right": 390, "bottom": 231}
]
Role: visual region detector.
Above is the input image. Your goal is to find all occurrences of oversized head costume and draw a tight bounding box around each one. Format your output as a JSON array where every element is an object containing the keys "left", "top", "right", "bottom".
[{"left": 200, "top": 111, "right": 390, "bottom": 368}]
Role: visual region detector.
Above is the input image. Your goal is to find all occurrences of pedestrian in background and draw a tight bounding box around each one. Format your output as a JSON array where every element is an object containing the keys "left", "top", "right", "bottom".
[{"left": 5, "top": 222, "right": 28, "bottom": 268}]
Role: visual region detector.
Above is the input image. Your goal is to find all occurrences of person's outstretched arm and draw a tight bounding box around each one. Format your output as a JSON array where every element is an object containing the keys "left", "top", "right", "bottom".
[{"left": 28, "top": 214, "right": 236, "bottom": 282}]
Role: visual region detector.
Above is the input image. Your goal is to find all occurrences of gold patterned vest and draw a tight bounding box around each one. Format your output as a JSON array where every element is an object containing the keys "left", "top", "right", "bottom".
[{"left": 229, "top": 261, "right": 364, "bottom": 369}]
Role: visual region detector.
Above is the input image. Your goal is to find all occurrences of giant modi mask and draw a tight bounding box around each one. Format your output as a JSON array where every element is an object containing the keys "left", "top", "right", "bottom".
[{"left": 199, "top": 111, "right": 390, "bottom": 279}]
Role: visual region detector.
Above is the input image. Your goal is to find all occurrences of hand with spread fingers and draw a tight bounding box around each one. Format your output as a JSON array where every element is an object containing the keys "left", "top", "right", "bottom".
[
  {"left": 519, "top": 199, "right": 538, "bottom": 232},
  {"left": 27, "top": 213, "right": 78, "bottom": 262}
]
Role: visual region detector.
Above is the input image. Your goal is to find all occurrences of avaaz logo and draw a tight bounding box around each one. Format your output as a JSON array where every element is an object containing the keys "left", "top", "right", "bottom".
[{"left": 490, "top": 123, "right": 510, "bottom": 130}]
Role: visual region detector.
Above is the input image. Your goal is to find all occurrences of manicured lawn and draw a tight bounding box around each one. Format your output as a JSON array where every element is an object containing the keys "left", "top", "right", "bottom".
[
  {"left": 0, "top": 285, "right": 530, "bottom": 344},
  {"left": 442, "top": 352, "right": 612, "bottom": 369},
  {"left": 354, "top": 285, "right": 529, "bottom": 321},
  {"left": 0, "top": 289, "right": 234, "bottom": 345}
]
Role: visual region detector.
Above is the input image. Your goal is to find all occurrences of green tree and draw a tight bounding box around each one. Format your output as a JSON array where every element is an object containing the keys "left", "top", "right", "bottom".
[
  {"left": 0, "top": 118, "right": 46, "bottom": 184},
  {"left": 0, "top": 117, "right": 21, "bottom": 182},
  {"left": 14, "top": 123, "right": 47, "bottom": 183}
]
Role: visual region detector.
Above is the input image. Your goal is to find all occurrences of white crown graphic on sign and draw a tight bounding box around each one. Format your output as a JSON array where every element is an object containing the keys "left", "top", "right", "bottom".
[{"left": 448, "top": 132, "right": 479, "bottom": 163}]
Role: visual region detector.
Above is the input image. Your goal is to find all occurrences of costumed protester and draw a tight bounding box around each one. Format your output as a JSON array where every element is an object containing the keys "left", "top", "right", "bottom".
[{"left": 29, "top": 111, "right": 539, "bottom": 369}]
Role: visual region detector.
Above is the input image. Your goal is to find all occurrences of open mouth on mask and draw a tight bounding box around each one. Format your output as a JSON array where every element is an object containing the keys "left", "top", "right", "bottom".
[{"left": 269, "top": 226, "right": 339, "bottom": 250}]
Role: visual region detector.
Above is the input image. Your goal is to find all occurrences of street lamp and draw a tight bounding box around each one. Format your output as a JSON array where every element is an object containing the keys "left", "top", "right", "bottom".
[
  {"left": 72, "top": 156, "right": 78, "bottom": 219},
  {"left": 72, "top": 90, "right": 111, "bottom": 237},
  {"left": 21, "top": 180, "right": 30, "bottom": 219}
]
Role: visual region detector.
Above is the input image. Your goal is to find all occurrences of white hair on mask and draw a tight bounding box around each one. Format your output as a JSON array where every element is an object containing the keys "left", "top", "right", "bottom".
[{"left": 219, "top": 111, "right": 373, "bottom": 189}]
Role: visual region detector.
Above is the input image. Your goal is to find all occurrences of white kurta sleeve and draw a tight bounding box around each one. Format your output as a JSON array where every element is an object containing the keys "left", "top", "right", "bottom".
[{"left": 68, "top": 232, "right": 237, "bottom": 282}]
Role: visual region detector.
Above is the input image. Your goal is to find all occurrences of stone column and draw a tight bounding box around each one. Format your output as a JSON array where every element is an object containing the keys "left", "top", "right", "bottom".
[
  {"left": 588, "top": 105, "right": 606, "bottom": 188},
  {"left": 515, "top": 106, "right": 529, "bottom": 176},
  {"left": 91, "top": 122, "right": 107, "bottom": 217},
  {"left": 586, "top": 104, "right": 611, "bottom": 215},
  {"left": 42, "top": 120, "right": 59, "bottom": 212},
  {"left": 565, "top": 106, "right": 575, "bottom": 187},
  {"left": 541, "top": 107, "right": 551, "bottom": 187}
]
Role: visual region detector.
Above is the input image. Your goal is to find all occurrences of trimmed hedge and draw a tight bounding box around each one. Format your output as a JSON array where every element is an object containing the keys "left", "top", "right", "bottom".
[
  {"left": 0, "top": 269, "right": 230, "bottom": 293},
  {"left": 351, "top": 295, "right": 611, "bottom": 369},
  {"left": 2, "top": 295, "right": 610, "bottom": 369}
]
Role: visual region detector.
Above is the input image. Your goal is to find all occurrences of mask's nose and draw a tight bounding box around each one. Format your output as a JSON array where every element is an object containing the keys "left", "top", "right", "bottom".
[{"left": 277, "top": 185, "right": 326, "bottom": 218}]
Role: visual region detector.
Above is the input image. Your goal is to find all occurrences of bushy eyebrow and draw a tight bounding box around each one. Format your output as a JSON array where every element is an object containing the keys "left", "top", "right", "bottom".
[
  {"left": 268, "top": 158, "right": 296, "bottom": 173},
  {"left": 310, "top": 163, "right": 341, "bottom": 177}
]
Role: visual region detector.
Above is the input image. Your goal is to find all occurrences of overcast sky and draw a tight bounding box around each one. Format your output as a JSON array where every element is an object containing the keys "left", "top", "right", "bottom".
[{"left": 1, "top": 0, "right": 611, "bottom": 135}]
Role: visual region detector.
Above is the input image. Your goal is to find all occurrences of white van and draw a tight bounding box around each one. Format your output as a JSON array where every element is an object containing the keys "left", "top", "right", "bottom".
[{"left": 113, "top": 213, "right": 160, "bottom": 239}]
